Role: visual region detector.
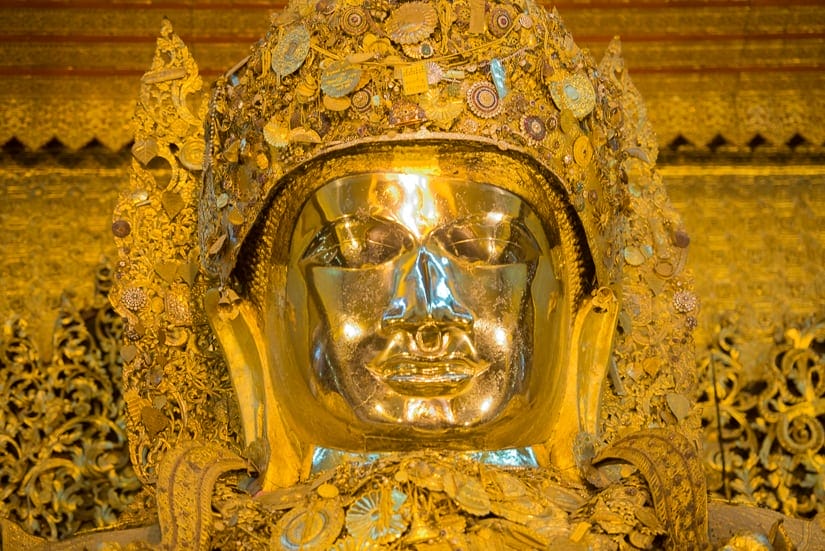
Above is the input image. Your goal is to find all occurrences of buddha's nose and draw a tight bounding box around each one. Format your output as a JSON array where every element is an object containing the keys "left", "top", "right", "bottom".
[{"left": 381, "top": 247, "right": 473, "bottom": 334}]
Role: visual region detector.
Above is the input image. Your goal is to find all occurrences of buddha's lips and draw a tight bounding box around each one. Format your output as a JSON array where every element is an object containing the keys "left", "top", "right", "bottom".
[{"left": 369, "top": 355, "right": 489, "bottom": 396}]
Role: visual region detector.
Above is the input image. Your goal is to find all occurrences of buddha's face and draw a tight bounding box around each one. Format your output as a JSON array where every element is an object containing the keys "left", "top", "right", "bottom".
[{"left": 276, "top": 173, "right": 564, "bottom": 443}]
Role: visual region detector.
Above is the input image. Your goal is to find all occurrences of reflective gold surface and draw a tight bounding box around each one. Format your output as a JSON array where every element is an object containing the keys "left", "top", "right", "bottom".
[
  {"left": 281, "top": 173, "right": 564, "bottom": 441},
  {"left": 11, "top": 0, "right": 702, "bottom": 545}
]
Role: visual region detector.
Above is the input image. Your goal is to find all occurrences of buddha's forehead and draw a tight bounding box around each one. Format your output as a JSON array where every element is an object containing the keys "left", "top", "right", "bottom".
[{"left": 297, "top": 173, "right": 533, "bottom": 238}]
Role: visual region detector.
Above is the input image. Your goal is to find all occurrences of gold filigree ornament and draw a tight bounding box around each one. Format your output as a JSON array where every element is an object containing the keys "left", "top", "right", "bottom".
[
  {"left": 350, "top": 88, "right": 373, "bottom": 112},
  {"left": 466, "top": 80, "right": 502, "bottom": 118},
  {"left": 273, "top": 499, "right": 345, "bottom": 550},
  {"left": 401, "top": 40, "right": 436, "bottom": 59},
  {"left": 520, "top": 114, "right": 548, "bottom": 145},
  {"left": 264, "top": 118, "right": 291, "bottom": 148},
  {"left": 0, "top": 264, "right": 142, "bottom": 541},
  {"left": 699, "top": 318, "right": 825, "bottom": 518},
  {"left": 488, "top": 5, "right": 516, "bottom": 38},
  {"left": 549, "top": 73, "right": 596, "bottom": 120},
  {"left": 419, "top": 88, "right": 463, "bottom": 129},
  {"left": 271, "top": 25, "right": 312, "bottom": 77},
  {"left": 110, "top": 0, "right": 703, "bottom": 546},
  {"left": 112, "top": 18, "right": 231, "bottom": 489},
  {"left": 340, "top": 6, "right": 371, "bottom": 36}
]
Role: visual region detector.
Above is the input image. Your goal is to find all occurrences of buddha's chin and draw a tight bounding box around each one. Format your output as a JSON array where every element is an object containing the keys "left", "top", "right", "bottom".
[{"left": 348, "top": 393, "right": 503, "bottom": 433}]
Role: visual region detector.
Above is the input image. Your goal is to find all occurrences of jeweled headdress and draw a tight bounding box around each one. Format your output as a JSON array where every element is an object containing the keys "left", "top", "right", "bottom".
[{"left": 201, "top": 0, "right": 626, "bottom": 290}]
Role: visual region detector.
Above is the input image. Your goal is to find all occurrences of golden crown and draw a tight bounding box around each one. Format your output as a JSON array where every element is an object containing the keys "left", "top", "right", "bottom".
[{"left": 201, "top": 0, "right": 634, "bottom": 287}]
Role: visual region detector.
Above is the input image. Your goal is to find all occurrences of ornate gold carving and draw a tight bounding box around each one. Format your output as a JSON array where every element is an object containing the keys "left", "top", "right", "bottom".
[
  {"left": 110, "top": 19, "right": 245, "bottom": 491},
  {"left": 595, "top": 428, "right": 709, "bottom": 549},
  {"left": 156, "top": 442, "right": 247, "bottom": 550},
  {"left": 699, "top": 317, "right": 825, "bottom": 519},
  {"left": 1, "top": 1, "right": 822, "bottom": 548},
  {"left": 202, "top": 451, "right": 670, "bottom": 550},
  {"left": 0, "top": 263, "right": 140, "bottom": 540}
]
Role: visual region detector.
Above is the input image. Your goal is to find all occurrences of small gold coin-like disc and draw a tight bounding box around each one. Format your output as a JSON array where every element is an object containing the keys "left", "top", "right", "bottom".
[
  {"left": 573, "top": 135, "right": 593, "bottom": 166},
  {"left": 273, "top": 499, "right": 344, "bottom": 551}
]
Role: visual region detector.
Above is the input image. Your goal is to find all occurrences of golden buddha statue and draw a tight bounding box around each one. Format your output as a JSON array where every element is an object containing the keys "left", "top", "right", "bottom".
[{"left": 4, "top": 0, "right": 822, "bottom": 549}]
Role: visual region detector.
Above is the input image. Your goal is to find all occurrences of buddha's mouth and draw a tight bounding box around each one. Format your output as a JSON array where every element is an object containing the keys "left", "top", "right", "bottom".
[{"left": 370, "top": 355, "right": 489, "bottom": 397}]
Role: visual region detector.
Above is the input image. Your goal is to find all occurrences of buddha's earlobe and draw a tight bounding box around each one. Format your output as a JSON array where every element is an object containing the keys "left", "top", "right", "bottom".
[
  {"left": 204, "top": 287, "right": 302, "bottom": 489},
  {"left": 574, "top": 287, "right": 620, "bottom": 439},
  {"left": 538, "top": 287, "right": 619, "bottom": 480}
]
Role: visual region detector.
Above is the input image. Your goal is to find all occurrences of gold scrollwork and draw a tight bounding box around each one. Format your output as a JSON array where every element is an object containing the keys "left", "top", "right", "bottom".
[
  {"left": 699, "top": 317, "right": 825, "bottom": 518},
  {"left": 0, "top": 262, "right": 141, "bottom": 540}
]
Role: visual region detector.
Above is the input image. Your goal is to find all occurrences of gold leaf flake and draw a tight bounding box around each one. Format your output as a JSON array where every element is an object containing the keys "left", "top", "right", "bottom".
[
  {"left": 131, "top": 138, "right": 158, "bottom": 165},
  {"left": 161, "top": 191, "right": 185, "bottom": 220},
  {"left": 140, "top": 406, "right": 169, "bottom": 437},
  {"left": 154, "top": 261, "right": 180, "bottom": 283},
  {"left": 666, "top": 393, "right": 691, "bottom": 421}
]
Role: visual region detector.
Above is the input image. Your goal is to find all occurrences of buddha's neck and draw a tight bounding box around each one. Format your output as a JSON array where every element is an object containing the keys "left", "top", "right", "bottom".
[{"left": 310, "top": 446, "right": 539, "bottom": 474}]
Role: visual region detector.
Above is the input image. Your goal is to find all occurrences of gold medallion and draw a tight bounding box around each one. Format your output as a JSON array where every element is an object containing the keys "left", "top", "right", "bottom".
[
  {"left": 385, "top": 2, "right": 438, "bottom": 44},
  {"left": 320, "top": 60, "right": 363, "bottom": 98},
  {"left": 466, "top": 81, "right": 502, "bottom": 119},
  {"left": 177, "top": 137, "right": 205, "bottom": 171},
  {"left": 351, "top": 89, "right": 373, "bottom": 112},
  {"left": 345, "top": 487, "right": 410, "bottom": 544},
  {"left": 549, "top": 72, "right": 596, "bottom": 119},
  {"left": 340, "top": 6, "right": 370, "bottom": 36},
  {"left": 573, "top": 135, "right": 593, "bottom": 166},
  {"left": 273, "top": 499, "right": 345, "bottom": 551},
  {"left": 271, "top": 25, "right": 311, "bottom": 77}
]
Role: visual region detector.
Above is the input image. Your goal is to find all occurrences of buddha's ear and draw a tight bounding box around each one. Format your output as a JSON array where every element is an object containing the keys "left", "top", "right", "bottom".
[
  {"left": 204, "top": 288, "right": 302, "bottom": 489},
  {"left": 538, "top": 287, "right": 619, "bottom": 479},
  {"left": 573, "top": 287, "right": 620, "bottom": 439}
]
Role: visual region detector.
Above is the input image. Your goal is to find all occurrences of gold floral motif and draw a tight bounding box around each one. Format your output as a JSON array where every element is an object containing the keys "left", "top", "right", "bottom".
[
  {"left": 698, "top": 317, "right": 825, "bottom": 518},
  {"left": 345, "top": 486, "right": 410, "bottom": 544},
  {"left": 0, "top": 263, "right": 141, "bottom": 540}
]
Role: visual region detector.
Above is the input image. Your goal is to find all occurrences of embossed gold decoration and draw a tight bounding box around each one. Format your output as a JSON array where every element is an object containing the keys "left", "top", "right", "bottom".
[
  {"left": 102, "top": 0, "right": 711, "bottom": 545},
  {"left": 699, "top": 317, "right": 825, "bottom": 518},
  {"left": 206, "top": 450, "right": 675, "bottom": 550},
  {"left": 110, "top": 0, "right": 701, "bottom": 489},
  {"left": 0, "top": 262, "right": 140, "bottom": 540},
  {"left": 110, "top": 20, "right": 244, "bottom": 495}
]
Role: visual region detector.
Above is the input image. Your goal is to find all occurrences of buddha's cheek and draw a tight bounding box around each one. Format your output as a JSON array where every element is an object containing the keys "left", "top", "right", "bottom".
[
  {"left": 304, "top": 264, "right": 395, "bottom": 398},
  {"left": 447, "top": 263, "right": 532, "bottom": 422}
]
